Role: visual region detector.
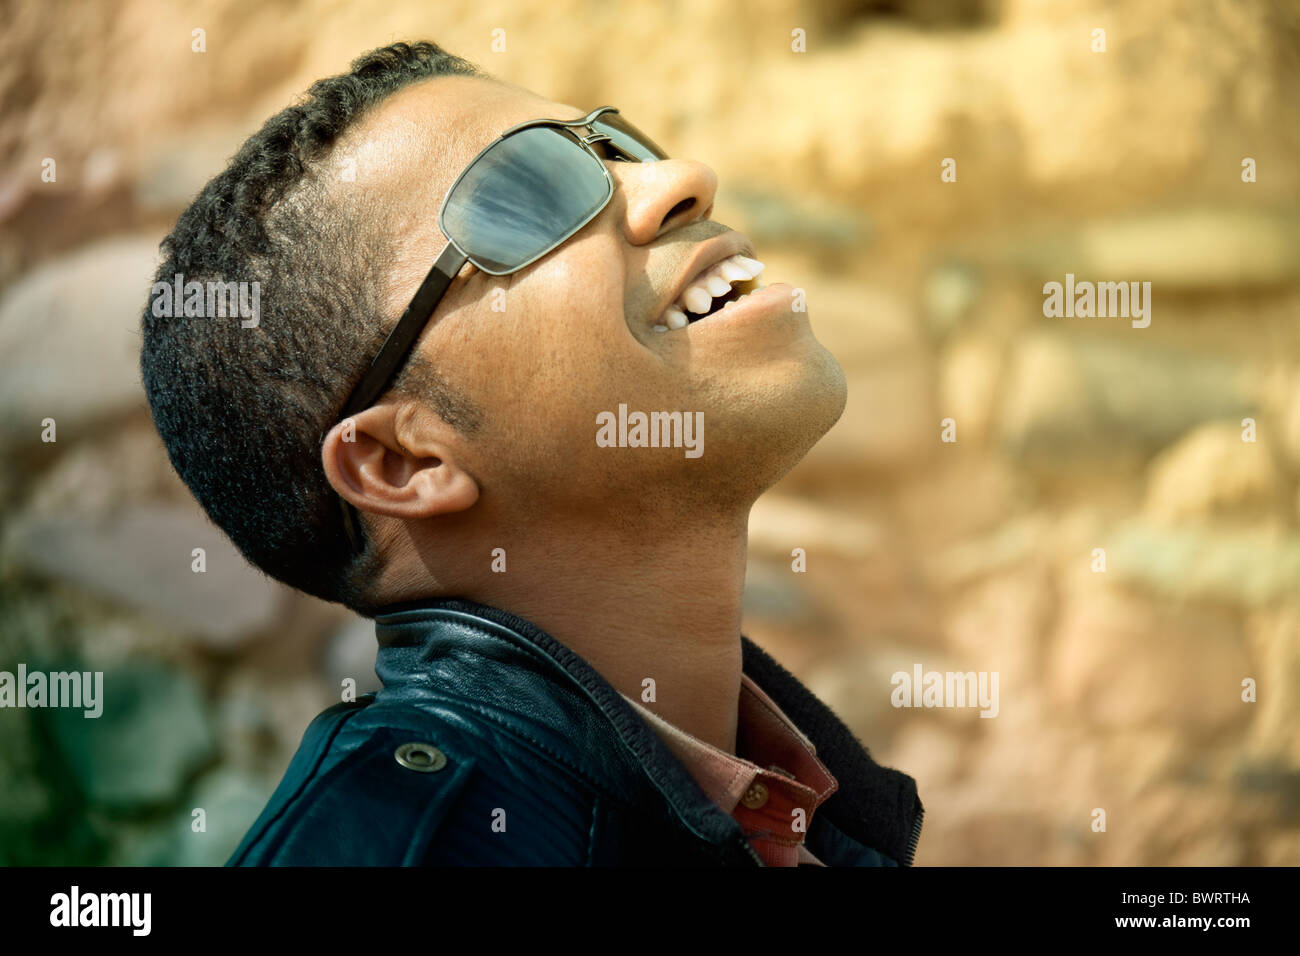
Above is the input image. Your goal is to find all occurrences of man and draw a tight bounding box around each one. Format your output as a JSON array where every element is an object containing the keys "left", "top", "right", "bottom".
[{"left": 140, "top": 40, "right": 923, "bottom": 866}]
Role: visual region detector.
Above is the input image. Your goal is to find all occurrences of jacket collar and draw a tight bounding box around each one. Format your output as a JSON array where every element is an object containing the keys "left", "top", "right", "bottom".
[{"left": 372, "top": 596, "right": 922, "bottom": 865}]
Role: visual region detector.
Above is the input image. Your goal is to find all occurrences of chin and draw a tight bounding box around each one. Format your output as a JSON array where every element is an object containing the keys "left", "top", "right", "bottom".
[
  {"left": 772, "top": 345, "right": 848, "bottom": 471},
  {"left": 698, "top": 345, "right": 848, "bottom": 506},
  {"left": 808, "top": 343, "right": 849, "bottom": 432}
]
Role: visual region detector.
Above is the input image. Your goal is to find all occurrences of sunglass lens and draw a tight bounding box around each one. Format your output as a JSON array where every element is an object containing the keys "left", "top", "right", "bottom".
[{"left": 442, "top": 126, "right": 611, "bottom": 273}]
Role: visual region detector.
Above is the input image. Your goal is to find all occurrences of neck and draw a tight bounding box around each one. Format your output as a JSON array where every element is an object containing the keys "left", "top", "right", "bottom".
[{"left": 387, "top": 506, "right": 751, "bottom": 753}]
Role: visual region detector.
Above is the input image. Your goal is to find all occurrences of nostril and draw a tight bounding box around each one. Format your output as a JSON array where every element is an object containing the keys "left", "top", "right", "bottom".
[{"left": 662, "top": 197, "right": 694, "bottom": 227}]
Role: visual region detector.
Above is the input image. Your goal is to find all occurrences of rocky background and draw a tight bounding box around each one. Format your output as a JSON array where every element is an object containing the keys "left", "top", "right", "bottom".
[{"left": 2, "top": 0, "right": 1299, "bottom": 865}]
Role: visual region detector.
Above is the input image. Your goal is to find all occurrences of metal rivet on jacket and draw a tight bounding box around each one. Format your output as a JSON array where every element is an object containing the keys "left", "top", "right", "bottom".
[{"left": 394, "top": 742, "right": 447, "bottom": 772}]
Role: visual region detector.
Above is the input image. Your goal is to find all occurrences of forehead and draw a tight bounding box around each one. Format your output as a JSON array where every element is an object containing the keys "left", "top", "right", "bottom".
[{"left": 340, "top": 75, "right": 586, "bottom": 209}]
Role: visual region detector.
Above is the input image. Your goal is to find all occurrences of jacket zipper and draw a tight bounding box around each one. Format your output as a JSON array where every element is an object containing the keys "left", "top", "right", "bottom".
[{"left": 902, "top": 805, "right": 924, "bottom": 866}]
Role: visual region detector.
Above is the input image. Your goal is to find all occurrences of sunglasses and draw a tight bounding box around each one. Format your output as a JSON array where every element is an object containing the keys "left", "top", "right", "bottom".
[{"left": 335, "top": 105, "right": 669, "bottom": 552}]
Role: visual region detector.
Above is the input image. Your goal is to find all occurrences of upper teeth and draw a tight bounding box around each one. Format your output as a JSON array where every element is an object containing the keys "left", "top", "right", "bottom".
[{"left": 654, "top": 254, "right": 766, "bottom": 331}]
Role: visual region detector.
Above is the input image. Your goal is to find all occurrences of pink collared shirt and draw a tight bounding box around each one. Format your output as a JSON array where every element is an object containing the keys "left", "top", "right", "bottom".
[{"left": 622, "top": 673, "right": 838, "bottom": 866}]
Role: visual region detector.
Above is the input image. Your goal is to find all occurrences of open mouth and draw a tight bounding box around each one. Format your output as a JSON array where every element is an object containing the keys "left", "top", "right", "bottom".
[{"left": 653, "top": 254, "right": 766, "bottom": 332}]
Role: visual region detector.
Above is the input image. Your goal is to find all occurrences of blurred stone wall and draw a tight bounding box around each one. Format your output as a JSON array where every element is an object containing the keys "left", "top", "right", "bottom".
[{"left": 2, "top": 0, "right": 1298, "bottom": 865}]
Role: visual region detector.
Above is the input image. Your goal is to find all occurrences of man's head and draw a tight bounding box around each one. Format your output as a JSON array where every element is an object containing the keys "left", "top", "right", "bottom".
[{"left": 141, "top": 40, "right": 846, "bottom": 617}]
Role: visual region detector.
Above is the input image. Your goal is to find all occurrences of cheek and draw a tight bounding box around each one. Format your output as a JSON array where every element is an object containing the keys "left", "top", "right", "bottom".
[
  {"left": 504, "top": 252, "right": 647, "bottom": 392},
  {"left": 435, "top": 278, "right": 598, "bottom": 440},
  {"left": 443, "top": 242, "right": 678, "bottom": 457},
  {"left": 526, "top": 242, "right": 622, "bottom": 330}
]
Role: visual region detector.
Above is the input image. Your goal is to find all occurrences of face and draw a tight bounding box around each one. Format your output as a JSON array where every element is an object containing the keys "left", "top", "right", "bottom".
[{"left": 331, "top": 75, "right": 846, "bottom": 527}]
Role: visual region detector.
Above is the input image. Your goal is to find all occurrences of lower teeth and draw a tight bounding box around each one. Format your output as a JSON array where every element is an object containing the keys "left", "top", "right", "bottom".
[{"left": 659, "top": 286, "right": 764, "bottom": 332}]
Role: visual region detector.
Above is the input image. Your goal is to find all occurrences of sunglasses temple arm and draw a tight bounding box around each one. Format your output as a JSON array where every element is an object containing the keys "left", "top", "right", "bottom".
[
  {"left": 339, "top": 242, "right": 468, "bottom": 420},
  {"left": 335, "top": 242, "right": 466, "bottom": 556}
]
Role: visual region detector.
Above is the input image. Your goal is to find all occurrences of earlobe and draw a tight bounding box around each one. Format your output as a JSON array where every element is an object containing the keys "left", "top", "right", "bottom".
[{"left": 321, "top": 408, "right": 479, "bottom": 520}]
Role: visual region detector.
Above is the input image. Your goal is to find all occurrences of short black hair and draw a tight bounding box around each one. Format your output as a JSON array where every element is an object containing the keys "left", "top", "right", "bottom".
[{"left": 141, "top": 40, "right": 484, "bottom": 617}]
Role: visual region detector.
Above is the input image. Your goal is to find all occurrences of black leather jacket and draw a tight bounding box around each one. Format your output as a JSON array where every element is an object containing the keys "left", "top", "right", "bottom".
[{"left": 228, "top": 598, "right": 924, "bottom": 866}]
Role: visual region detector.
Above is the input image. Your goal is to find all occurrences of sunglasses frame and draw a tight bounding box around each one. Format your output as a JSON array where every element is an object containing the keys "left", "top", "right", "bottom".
[
  {"left": 335, "top": 105, "right": 666, "bottom": 553},
  {"left": 439, "top": 106, "right": 644, "bottom": 275}
]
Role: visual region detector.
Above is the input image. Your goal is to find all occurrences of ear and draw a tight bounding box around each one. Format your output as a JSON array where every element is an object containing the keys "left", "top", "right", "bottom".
[{"left": 321, "top": 402, "right": 479, "bottom": 521}]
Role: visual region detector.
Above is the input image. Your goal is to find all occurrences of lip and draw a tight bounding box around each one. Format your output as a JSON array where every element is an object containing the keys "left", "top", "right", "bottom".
[{"left": 658, "top": 231, "right": 757, "bottom": 323}]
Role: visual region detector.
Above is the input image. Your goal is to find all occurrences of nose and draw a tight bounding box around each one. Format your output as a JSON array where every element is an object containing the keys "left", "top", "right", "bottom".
[{"left": 612, "top": 158, "right": 718, "bottom": 245}]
